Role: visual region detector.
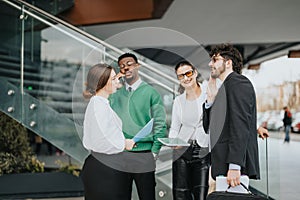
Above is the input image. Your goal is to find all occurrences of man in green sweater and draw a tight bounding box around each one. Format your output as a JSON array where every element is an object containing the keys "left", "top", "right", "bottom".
[{"left": 110, "top": 53, "right": 167, "bottom": 200}]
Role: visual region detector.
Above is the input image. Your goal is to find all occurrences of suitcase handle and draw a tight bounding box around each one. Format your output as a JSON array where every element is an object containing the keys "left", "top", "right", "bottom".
[{"left": 226, "top": 182, "right": 252, "bottom": 194}]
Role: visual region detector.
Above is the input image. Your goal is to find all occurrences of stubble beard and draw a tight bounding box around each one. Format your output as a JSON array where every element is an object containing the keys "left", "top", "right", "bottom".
[{"left": 211, "top": 63, "right": 226, "bottom": 79}]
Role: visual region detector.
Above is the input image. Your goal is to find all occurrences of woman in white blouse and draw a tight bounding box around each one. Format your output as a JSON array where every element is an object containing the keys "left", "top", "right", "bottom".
[
  {"left": 81, "top": 63, "right": 135, "bottom": 200},
  {"left": 169, "top": 61, "right": 210, "bottom": 200}
]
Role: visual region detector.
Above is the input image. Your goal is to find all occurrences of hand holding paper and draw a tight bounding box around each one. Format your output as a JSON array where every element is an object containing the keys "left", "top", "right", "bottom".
[{"left": 125, "top": 139, "right": 135, "bottom": 150}]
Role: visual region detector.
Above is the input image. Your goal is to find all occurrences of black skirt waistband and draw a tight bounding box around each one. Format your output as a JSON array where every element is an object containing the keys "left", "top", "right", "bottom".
[{"left": 128, "top": 150, "right": 151, "bottom": 153}]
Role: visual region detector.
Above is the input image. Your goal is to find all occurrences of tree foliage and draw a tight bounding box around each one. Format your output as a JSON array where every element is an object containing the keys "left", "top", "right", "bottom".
[{"left": 0, "top": 112, "right": 44, "bottom": 175}]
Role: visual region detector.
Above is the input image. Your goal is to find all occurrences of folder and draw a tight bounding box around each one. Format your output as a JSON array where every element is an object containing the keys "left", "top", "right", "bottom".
[
  {"left": 216, "top": 175, "right": 249, "bottom": 194},
  {"left": 158, "top": 138, "right": 190, "bottom": 147},
  {"left": 132, "top": 118, "right": 154, "bottom": 142}
]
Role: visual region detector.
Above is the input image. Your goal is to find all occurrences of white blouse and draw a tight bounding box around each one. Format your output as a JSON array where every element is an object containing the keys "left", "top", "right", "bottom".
[
  {"left": 83, "top": 95, "right": 125, "bottom": 154},
  {"left": 168, "top": 83, "right": 209, "bottom": 147}
]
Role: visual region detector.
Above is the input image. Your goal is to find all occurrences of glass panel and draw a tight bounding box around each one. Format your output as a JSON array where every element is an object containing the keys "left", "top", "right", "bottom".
[
  {"left": 0, "top": 0, "right": 109, "bottom": 163},
  {"left": 0, "top": 0, "right": 178, "bottom": 166},
  {"left": 23, "top": 11, "right": 107, "bottom": 162},
  {"left": 0, "top": 1, "right": 23, "bottom": 129},
  {"left": 244, "top": 56, "right": 300, "bottom": 199},
  {"left": 250, "top": 138, "right": 279, "bottom": 199}
]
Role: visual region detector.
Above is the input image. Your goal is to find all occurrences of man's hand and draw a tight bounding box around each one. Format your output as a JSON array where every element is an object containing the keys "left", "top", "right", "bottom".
[
  {"left": 227, "top": 169, "right": 241, "bottom": 187},
  {"left": 257, "top": 126, "right": 269, "bottom": 140},
  {"left": 114, "top": 72, "right": 125, "bottom": 89},
  {"left": 206, "top": 76, "right": 218, "bottom": 103}
]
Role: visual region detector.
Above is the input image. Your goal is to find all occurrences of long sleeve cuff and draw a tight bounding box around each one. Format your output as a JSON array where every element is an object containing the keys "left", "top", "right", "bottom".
[
  {"left": 229, "top": 163, "right": 241, "bottom": 170},
  {"left": 205, "top": 101, "right": 213, "bottom": 109}
]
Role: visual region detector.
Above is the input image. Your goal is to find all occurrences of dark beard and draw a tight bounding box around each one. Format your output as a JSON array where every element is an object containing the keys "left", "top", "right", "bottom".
[{"left": 211, "top": 62, "right": 226, "bottom": 78}]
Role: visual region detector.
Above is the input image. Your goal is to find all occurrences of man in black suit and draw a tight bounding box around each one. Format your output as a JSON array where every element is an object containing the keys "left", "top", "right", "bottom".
[{"left": 203, "top": 44, "right": 260, "bottom": 188}]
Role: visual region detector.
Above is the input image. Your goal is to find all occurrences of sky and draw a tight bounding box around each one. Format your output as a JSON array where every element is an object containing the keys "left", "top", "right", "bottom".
[{"left": 243, "top": 56, "right": 300, "bottom": 89}]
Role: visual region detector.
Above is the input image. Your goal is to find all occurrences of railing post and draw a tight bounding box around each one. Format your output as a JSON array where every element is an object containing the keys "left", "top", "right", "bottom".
[{"left": 20, "top": 5, "right": 25, "bottom": 123}]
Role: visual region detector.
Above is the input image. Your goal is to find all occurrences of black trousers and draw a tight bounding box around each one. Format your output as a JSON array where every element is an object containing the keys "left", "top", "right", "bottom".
[
  {"left": 81, "top": 152, "right": 156, "bottom": 200},
  {"left": 81, "top": 154, "right": 130, "bottom": 200},
  {"left": 125, "top": 170, "right": 156, "bottom": 200},
  {"left": 123, "top": 151, "right": 156, "bottom": 200},
  {"left": 172, "top": 144, "right": 211, "bottom": 200}
]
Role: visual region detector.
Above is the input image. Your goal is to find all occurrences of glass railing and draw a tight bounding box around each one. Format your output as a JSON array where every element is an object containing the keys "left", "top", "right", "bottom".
[
  {"left": 0, "top": 79, "right": 87, "bottom": 162},
  {"left": 0, "top": 0, "right": 177, "bottom": 198},
  {"left": 0, "top": 0, "right": 177, "bottom": 160},
  {"left": 0, "top": 0, "right": 277, "bottom": 199}
]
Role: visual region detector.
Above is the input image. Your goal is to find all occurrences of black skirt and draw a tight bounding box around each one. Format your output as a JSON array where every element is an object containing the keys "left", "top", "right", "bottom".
[{"left": 80, "top": 154, "right": 130, "bottom": 200}]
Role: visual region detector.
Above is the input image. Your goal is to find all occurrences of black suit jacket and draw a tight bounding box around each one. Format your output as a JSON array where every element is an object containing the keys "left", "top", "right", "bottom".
[{"left": 203, "top": 72, "right": 260, "bottom": 180}]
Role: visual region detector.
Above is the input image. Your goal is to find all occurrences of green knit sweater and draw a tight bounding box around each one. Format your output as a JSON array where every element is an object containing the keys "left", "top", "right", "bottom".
[{"left": 110, "top": 82, "right": 167, "bottom": 153}]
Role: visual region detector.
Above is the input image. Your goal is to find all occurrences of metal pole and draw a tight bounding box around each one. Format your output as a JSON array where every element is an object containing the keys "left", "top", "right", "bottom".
[
  {"left": 266, "top": 137, "right": 269, "bottom": 199},
  {"left": 20, "top": 5, "right": 25, "bottom": 123}
]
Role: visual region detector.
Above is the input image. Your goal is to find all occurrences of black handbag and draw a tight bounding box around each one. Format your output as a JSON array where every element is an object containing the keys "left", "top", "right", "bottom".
[{"left": 207, "top": 183, "right": 269, "bottom": 200}]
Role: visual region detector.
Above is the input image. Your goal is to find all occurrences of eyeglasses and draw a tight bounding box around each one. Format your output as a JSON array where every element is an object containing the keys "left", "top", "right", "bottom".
[
  {"left": 119, "top": 61, "right": 137, "bottom": 70},
  {"left": 211, "top": 56, "right": 226, "bottom": 63},
  {"left": 177, "top": 70, "right": 194, "bottom": 80}
]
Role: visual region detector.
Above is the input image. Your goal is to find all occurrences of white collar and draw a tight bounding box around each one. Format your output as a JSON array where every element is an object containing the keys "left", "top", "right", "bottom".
[{"left": 125, "top": 78, "right": 142, "bottom": 91}]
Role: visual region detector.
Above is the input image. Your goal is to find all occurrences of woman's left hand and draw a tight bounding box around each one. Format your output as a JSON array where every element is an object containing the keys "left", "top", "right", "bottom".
[
  {"left": 125, "top": 139, "right": 135, "bottom": 150},
  {"left": 172, "top": 146, "right": 183, "bottom": 149}
]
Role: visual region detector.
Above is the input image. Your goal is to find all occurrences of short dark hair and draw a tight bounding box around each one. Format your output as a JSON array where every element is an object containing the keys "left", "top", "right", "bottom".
[
  {"left": 118, "top": 53, "right": 138, "bottom": 65},
  {"left": 210, "top": 43, "right": 243, "bottom": 74}
]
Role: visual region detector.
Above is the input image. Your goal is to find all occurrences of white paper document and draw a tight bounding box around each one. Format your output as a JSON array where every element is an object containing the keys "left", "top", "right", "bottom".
[
  {"left": 132, "top": 119, "right": 154, "bottom": 142},
  {"left": 216, "top": 175, "right": 249, "bottom": 194},
  {"left": 158, "top": 138, "right": 190, "bottom": 147}
]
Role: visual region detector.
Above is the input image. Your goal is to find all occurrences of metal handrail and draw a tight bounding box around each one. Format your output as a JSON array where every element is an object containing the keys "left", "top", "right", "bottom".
[{"left": 3, "top": 0, "right": 179, "bottom": 89}]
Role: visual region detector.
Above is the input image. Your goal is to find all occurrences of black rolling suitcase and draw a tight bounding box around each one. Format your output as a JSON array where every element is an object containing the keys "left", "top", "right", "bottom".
[
  {"left": 207, "top": 183, "right": 268, "bottom": 200},
  {"left": 207, "top": 138, "right": 270, "bottom": 200}
]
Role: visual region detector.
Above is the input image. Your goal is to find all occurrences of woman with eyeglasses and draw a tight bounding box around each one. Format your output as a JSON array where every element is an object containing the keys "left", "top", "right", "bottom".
[
  {"left": 81, "top": 63, "right": 135, "bottom": 200},
  {"left": 169, "top": 61, "right": 211, "bottom": 200}
]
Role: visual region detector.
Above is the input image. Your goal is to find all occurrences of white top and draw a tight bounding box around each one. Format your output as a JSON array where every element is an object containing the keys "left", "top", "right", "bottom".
[
  {"left": 83, "top": 95, "right": 125, "bottom": 154},
  {"left": 168, "top": 83, "right": 209, "bottom": 147}
]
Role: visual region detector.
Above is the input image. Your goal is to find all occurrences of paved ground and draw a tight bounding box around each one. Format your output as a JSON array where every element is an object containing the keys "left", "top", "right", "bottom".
[
  {"left": 28, "top": 131, "right": 300, "bottom": 200},
  {"left": 250, "top": 131, "right": 300, "bottom": 199}
]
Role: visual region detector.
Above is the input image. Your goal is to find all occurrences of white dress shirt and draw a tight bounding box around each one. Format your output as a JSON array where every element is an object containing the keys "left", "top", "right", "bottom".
[
  {"left": 203, "top": 79, "right": 241, "bottom": 170},
  {"left": 169, "top": 83, "right": 209, "bottom": 147},
  {"left": 83, "top": 95, "right": 125, "bottom": 154},
  {"left": 125, "top": 78, "right": 142, "bottom": 91}
]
